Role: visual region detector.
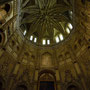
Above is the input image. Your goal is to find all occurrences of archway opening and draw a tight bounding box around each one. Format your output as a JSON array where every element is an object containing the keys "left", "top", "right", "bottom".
[
  {"left": 67, "top": 85, "right": 79, "bottom": 90},
  {"left": 40, "top": 81, "right": 54, "bottom": 90},
  {"left": 38, "top": 71, "right": 56, "bottom": 90}
]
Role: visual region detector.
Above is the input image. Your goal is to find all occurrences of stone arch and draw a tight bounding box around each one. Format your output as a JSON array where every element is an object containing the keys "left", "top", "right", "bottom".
[
  {"left": 66, "top": 82, "right": 82, "bottom": 90},
  {"left": 39, "top": 69, "right": 56, "bottom": 80},
  {"left": 38, "top": 69, "right": 56, "bottom": 90},
  {"left": 67, "top": 85, "right": 78, "bottom": 90}
]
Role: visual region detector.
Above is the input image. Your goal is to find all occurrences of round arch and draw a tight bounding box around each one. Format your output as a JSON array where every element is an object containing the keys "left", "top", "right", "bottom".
[
  {"left": 65, "top": 82, "right": 82, "bottom": 90},
  {"left": 38, "top": 69, "right": 56, "bottom": 90}
]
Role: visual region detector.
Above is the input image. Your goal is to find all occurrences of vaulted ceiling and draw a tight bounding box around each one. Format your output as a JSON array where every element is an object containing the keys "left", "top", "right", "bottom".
[{"left": 20, "top": 0, "right": 73, "bottom": 45}]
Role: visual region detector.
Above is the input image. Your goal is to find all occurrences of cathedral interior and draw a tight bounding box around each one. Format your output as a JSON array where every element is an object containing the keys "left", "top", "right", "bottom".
[{"left": 0, "top": 0, "right": 90, "bottom": 90}]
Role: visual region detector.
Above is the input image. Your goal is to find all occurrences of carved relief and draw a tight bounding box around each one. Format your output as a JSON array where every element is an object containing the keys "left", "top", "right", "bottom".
[{"left": 41, "top": 52, "right": 53, "bottom": 68}]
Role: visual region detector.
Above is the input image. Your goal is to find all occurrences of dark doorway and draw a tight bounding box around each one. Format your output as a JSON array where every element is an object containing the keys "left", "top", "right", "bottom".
[{"left": 40, "top": 81, "right": 55, "bottom": 90}]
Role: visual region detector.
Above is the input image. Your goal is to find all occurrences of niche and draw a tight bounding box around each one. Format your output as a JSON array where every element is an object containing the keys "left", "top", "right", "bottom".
[
  {"left": 67, "top": 85, "right": 79, "bottom": 90},
  {"left": 3, "top": 4, "right": 10, "bottom": 13},
  {"left": 41, "top": 52, "right": 53, "bottom": 68},
  {"left": 16, "top": 85, "right": 27, "bottom": 90},
  {"left": 0, "top": 4, "right": 11, "bottom": 24}
]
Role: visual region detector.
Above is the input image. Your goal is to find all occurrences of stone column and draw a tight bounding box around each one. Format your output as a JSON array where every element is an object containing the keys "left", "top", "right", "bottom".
[
  {"left": 68, "top": 45, "right": 87, "bottom": 90},
  {"left": 34, "top": 70, "right": 38, "bottom": 90},
  {"left": 56, "top": 70, "right": 61, "bottom": 90}
]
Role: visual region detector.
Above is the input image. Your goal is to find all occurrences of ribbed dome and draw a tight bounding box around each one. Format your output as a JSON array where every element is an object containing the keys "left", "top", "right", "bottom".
[{"left": 20, "top": 0, "right": 73, "bottom": 46}]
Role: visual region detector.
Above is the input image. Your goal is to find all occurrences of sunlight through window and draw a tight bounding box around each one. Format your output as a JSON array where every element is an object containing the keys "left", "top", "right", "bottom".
[
  {"left": 23, "top": 30, "right": 27, "bottom": 36},
  {"left": 47, "top": 40, "right": 50, "bottom": 45},
  {"left": 66, "top": 28, "right": 70, "bottom": 34},
  {"left": 56, "top": 36, "right": 60, "bottom": 43},
  {"left": 59, "top": 34, "right": 64, "bottom": 41},
  {"left": 34, "top": 38, "right": 37, "bottom": 43},
  {"left": 68, "top": 23, "right": 73, "bottom": 29},
  {"left": 43, "top": 39, "right": 46, "bottom": 45},
  {"left": 30, "top": 36, "right": 33, "bottom": 41}
]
